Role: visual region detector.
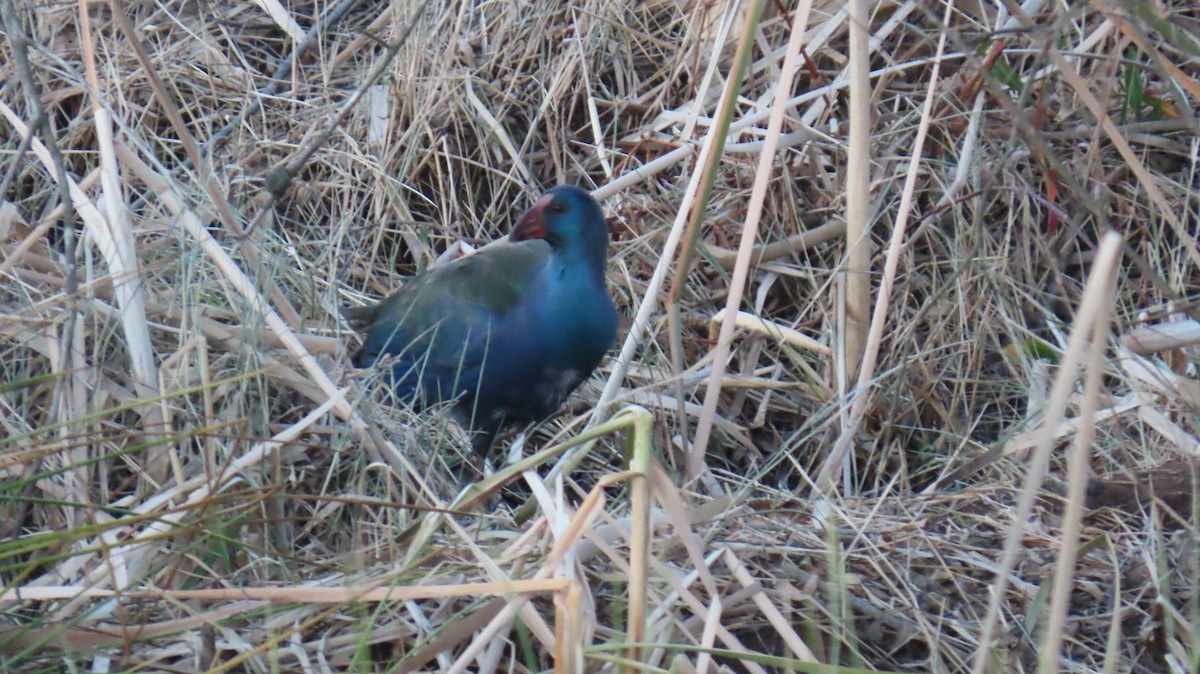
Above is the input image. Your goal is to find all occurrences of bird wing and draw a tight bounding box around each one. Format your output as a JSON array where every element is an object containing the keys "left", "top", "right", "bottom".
[{"left": 349, "top": 241, "right": 551, "bottom": 402}]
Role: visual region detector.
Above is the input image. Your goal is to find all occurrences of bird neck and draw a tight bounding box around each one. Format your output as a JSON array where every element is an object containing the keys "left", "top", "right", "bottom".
[
  {"left": 546, "top": 231, "right": 608, "bottom": 284},
  {"left": 533, "top": 239, "right": 615, "bottom": 368}
]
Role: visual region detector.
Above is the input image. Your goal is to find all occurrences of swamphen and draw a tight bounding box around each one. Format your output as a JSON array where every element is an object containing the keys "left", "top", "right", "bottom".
[{"left": 347, "top": 185, "right": 618, "bottom": 457}]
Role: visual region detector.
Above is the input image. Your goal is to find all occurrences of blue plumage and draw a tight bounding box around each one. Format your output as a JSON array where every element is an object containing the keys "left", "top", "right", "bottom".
[{"left": 347, "top": 186, "right": 618, "bottom": 456}]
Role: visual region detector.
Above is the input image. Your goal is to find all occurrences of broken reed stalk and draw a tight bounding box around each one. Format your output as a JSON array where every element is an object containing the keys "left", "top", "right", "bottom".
[
  {"left": 840, "top": 0, "right": 873, "bottom": 389},
  {"left": 970, "top": 232, "right": 1124, "bottom": 674},
  {"left": 814, "top": 0, "right": 955, "bottom": 494},
  {"left": 1037, "top": 232, "right": 1118, "bottom": 673},
  {"left": 667, "top": 0, "right": 768, "bottom": 480},
  {"left": 690, "top": 0, "right": 815, "bottom": 479}
]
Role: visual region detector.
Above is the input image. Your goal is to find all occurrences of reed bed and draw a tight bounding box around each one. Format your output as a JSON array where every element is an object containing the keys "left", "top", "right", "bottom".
[{"left": 1, "top": 0, "right": 1198, "bottom": 672}]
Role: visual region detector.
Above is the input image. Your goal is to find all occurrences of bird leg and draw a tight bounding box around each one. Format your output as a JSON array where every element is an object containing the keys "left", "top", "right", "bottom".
[{"left": 470, "top": 425, "right": 499, "bottom": 457}]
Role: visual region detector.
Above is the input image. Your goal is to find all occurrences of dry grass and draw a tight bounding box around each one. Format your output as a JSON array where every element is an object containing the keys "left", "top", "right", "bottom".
[{"left": 2, "top": 0, "right": 1199, "bottom": 672}]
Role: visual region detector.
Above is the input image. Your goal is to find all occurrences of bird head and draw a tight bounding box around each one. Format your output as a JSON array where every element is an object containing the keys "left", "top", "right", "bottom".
[{"left": 510, "top": 185, "right": 607, "bottom": 254}]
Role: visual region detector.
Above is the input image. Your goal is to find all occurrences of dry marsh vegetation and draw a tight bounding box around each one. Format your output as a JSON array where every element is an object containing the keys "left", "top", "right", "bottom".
[{"left": 1, "top": 0, "right": 1199, "bottom": 672}]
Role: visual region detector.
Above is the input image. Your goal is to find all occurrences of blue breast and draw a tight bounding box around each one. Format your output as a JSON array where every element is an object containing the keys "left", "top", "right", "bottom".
[{"left": 468, "top": 261, "right": 617, "bottom": 427}]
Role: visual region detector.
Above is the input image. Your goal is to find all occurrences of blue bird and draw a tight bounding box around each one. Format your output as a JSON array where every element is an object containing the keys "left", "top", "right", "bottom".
[{"left": 347, "top": 185, "right": 619, "bottom": 457}]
